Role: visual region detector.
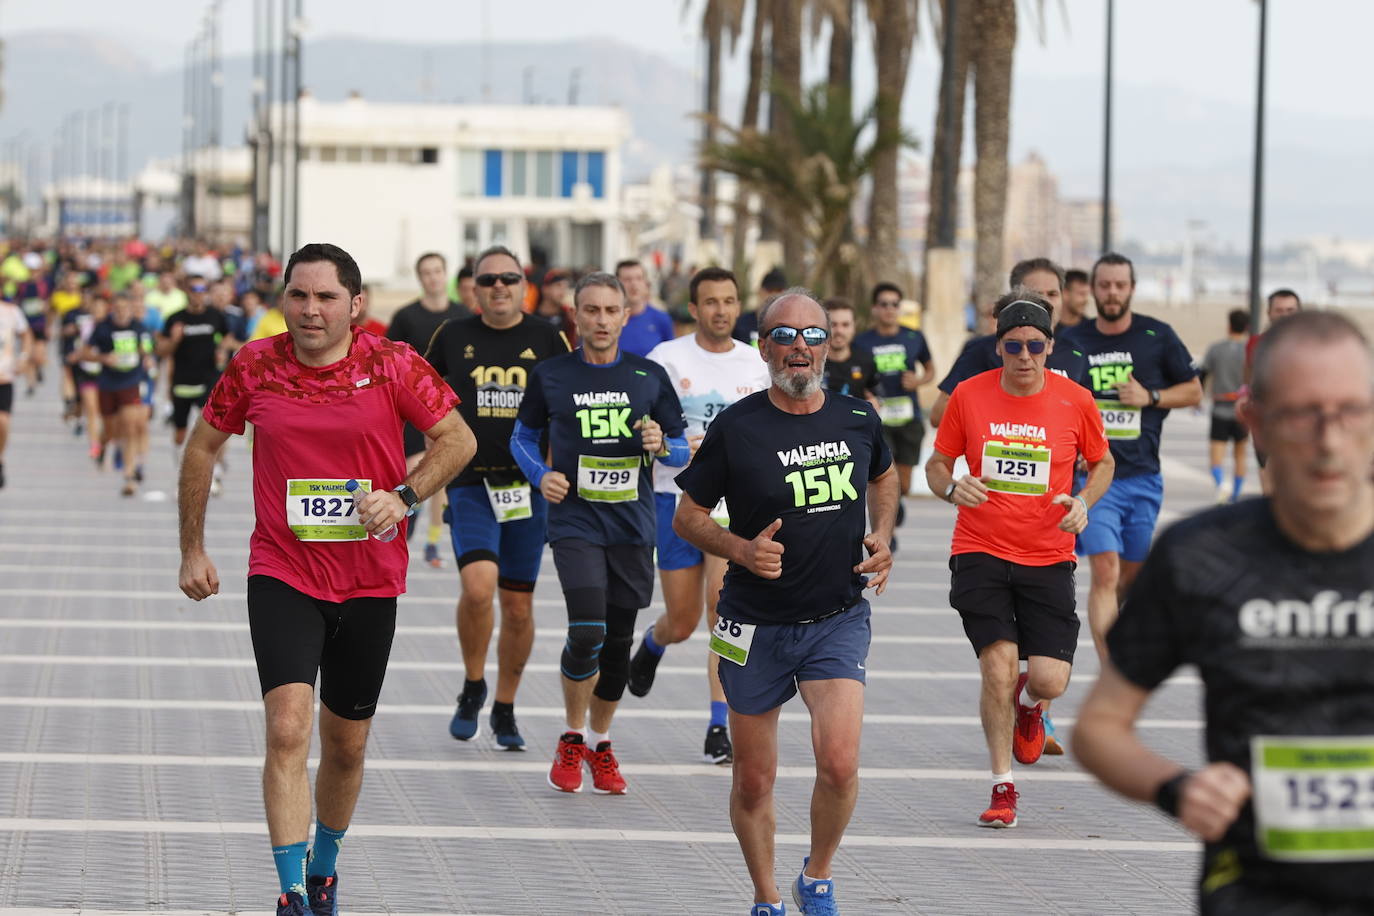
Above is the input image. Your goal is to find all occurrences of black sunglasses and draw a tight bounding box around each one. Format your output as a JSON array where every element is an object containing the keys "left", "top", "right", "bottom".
[
  {"left": 767, "top": 325, "right": 829, "bottom": 347},
  {"left": 476, "top": 271, "right": 523, "bottom": 288},
  {"left": 1002, "top": 339, "right": 1047, "bottom": 355}
]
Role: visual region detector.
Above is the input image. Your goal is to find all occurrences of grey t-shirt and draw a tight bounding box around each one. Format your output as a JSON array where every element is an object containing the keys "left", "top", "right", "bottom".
[{"left": 1202, "top": 338, "right": 1246, "bottom": 419}]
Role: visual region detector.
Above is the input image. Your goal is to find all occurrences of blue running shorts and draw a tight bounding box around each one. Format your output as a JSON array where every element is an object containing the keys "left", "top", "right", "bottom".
[
  {"left": 655, "top": 492, "right": 705, "bottom": 571},
  {"left": 445, "top": 483, "right": 548, "bottom": 590},
  {"left": 1076, "top": 472, "right": 1163, "bottom": 563}
]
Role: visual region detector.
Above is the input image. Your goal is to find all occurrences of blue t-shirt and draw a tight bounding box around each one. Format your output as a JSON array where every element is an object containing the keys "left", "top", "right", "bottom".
[
  {"left": 619, "top": 305, "right": 675, "bottom": 357},
  {"left": 675, "top": 391, "right": 892, "bottom": 625},
  {"left": 937, "top": 334, "right": 1089, "bottom": 394},
  {"left": 514, "top": 350, "right": 687, "bottom": 547},
  {"left": 88, "top": 317, "right": 148, "bottom": 391},
  {"left": 853, "top": 327, "right": 933, "bottom": 422},
  {"left": 1059, "top": 313, "right": 1198, "bottom": 479}
]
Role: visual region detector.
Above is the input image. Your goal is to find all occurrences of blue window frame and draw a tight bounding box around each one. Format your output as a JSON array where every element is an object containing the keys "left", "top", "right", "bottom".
[
  {"left": 484, "top": 149, "right": 503, "bottom": 197},
  {"left": 586, "top": 151, "right": 605, "bottom": 198},
  {"left": 560, "top": 150, "right": 579, "bottom": 197}
]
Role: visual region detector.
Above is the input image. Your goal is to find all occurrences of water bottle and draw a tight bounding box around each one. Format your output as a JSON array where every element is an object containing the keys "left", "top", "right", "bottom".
[{"left": 345, "top": 479, "right": 398, "bottom": 542}]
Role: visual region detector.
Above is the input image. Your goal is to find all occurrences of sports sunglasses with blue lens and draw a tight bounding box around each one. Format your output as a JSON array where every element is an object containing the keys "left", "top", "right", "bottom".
[{"left": 766, "top": 325, "right": 830, "bottom": 347}]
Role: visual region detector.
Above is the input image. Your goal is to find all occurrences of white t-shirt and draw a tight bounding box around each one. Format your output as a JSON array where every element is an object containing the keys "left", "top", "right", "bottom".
[
  {"left": 181, "top": 254, "right": 223, "bottom": 282},
  {"left": 647, "top": 334, "right": 771, "bottom": 494},
  {"left": 0, "top": 301, "right": 28, "bottom": 383}
]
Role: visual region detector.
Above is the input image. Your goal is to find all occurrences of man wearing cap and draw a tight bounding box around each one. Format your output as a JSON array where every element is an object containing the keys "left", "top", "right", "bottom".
[{"left": 926, "top": 289, "right": 1114, "bottom": 829}]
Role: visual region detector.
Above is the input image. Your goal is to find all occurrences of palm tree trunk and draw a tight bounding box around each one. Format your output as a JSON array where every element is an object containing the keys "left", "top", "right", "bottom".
[
  {"left": 866, "top": 0, "right": 919, "bottom": 286},
  {"left": 734, "top": 0, "right": 771, "bottom": 275},
  {"left": 828, "top": 0, "right": 854, "bottom": 98},
  {"left": 971, "top": 0, "right": 1016, "bottom": 315},
  {"left": 923, "top": 0, "right": 971, "bottom": 302},
  {"left": 700, "top": 0, "right": 724, "bottom": 241},
  {"left": 770, "top": 0, "right": 805, "bottom": 280}
]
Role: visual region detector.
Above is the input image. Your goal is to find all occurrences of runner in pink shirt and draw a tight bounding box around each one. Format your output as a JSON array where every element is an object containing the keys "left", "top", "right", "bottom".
[{"left": 176, "top": 243, "right": 476, "bottom": 916}]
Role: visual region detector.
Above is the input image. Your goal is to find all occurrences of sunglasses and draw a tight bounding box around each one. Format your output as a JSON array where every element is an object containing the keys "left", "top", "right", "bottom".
[
  {"left": 1002, "top": 339, "right": 1047, "bottom": 355},
  {"left": 190, "top": 284, "right": 208, "bottom": 293},
  {"left": 476, "top": 271, "right": 523, "bottom": 288},
  {"left": 766, "top": 325, "right": 829, "bottom": 347}
]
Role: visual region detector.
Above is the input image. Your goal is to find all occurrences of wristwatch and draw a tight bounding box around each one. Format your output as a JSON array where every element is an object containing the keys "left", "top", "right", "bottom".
[
  {"left": 1154, "top": 770, "right": 1191, "bottom": 817},
  {"left": 943, "top": 482, "right": 957, "bottom": 502},
  {"left": 1149, "top": 388, "right": 1162, "bottom": 407},
  {"left": 392, "top": 484, "right": 420, "bottom": 517}
]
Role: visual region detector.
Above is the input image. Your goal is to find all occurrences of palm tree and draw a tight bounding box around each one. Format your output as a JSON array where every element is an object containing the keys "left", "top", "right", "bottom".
[
  {"left": 970, "top": 0, "right": 1016, "bottom": 311},
  {"left": 923, "top": 0, "right": 971, "bottom": 302},
  {"left": 730, "top": 0, "right": 771, "bottom": 277},
  {"left": 696, "top": 0, "right": 747, "bottom": 243},
  {"left": 770, "top": 0, "right": 806, "bottom": 278},
  {"left": 703, "top": 83, "right": 912, "bottom": 294},
  {"left": 865, "top": 0, "right": 921, "bottom": 285}
]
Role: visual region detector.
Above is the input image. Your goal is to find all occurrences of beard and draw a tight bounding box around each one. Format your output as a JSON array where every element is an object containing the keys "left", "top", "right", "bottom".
[
  {"left": 1096, "top": 295, "right": 1132, "bottom": 320},
  {"left": 770, "top": 360, "right": 823, "bottom": 399}
]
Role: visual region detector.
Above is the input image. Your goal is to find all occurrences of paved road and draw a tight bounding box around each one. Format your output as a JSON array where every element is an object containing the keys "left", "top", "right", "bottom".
[{"left": 0, "top": 377, "right": 1237, "bottom": 915}]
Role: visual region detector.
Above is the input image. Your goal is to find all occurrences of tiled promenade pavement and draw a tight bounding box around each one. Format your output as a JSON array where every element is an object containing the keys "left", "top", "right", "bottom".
[{"left": 0, "top": 378, "right": 1231, "bottom": 915}]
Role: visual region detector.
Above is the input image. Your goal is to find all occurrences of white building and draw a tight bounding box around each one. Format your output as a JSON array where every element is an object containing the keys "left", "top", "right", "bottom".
[{"left": 283, "top": 96, "right": 632, "bottom": 285}]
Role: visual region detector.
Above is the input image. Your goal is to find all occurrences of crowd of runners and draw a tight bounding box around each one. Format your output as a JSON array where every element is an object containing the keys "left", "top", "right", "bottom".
[{"left": 2, "top": 232, "right": 1371, "bottom": 916}]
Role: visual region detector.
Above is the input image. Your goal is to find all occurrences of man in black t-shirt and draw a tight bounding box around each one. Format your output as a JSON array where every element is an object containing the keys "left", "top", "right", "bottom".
[
  {"left": 387, "top": 251, "right": 472, "bottom": 564},
  {"left": 425, "top": 245, "right": 569, "bottom": 750},
  {"left": 1075, "top": 311, "right": 1374, "bottom": 915},
  {"left": 820, "top": 297, "right": 879, "bottom": 406},
  {"left": 674, "top": 290, "right": 898, "bottom": 916},
  {"left": 159, "top": 278, "right": 232, "bottom": 490}
]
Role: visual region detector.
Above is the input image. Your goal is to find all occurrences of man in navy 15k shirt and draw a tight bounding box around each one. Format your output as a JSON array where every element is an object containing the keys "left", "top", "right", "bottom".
[
  {"left": 1058, "top": 252, "right": 1201, "bottom": 662},
  {"left": 512, "top": 271, "right": 687, "bottom": 796}
]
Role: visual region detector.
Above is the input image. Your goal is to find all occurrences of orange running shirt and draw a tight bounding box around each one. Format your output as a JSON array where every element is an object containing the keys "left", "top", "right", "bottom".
[{"left": 934, "top": 368, "right": 1109, "bottom": 566}]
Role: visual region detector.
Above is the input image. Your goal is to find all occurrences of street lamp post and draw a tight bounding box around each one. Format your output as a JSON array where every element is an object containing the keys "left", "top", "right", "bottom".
[
  {"left": 1248, "top": 0, "right": 1268, "bottom": 330},
  {"left": 1101, "top": 0, "right": 1114, "bottom": 255}
]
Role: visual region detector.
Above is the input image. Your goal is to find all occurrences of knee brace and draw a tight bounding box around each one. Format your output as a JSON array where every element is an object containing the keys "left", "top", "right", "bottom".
[
  {"left": 560, "top": 587, "right": 606, "bottom": 681},
  {"left": 593, "top": 604, "right": 639, "bottom": 703}
]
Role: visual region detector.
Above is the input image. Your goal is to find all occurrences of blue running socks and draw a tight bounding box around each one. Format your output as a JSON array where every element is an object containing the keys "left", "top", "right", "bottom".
[
  {"left": 272, "top": 840, "right": 309, "bottom": 896},
  {"left": 710, "top": 700, "right": 729, "bottom": 728},
  {"left": 643, "top": 626, "right": 666, "bottom": 657},
  {"left": 1231, "top": 475, "right": 1244, "bottom": 502},
  {"left": 1210, "top": 465, "right": 1224, "bottom": 487},
  {"left": 308, "top": 821, "right": 347, "bottom": 878}
]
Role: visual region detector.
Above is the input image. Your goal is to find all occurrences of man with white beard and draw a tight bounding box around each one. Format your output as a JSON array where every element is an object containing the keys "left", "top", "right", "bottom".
[{"left": 673, "top": 289, "right": 898, "bottom": 915}]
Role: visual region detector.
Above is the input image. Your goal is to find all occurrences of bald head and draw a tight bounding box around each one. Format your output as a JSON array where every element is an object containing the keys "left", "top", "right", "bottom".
[{"left": 758, "top": 287, "right": 829, "bottom": 337}]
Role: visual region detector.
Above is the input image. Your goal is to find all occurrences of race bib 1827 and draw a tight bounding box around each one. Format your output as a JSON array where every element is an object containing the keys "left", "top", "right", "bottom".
[{"left": 286, "top": 478, "right": 368, "bottom": 541}]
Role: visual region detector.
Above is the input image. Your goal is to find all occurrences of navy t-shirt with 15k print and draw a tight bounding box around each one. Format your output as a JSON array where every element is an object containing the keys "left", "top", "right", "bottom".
[{"left": 676, "top": 391, "right": 892, "bottom": 626}]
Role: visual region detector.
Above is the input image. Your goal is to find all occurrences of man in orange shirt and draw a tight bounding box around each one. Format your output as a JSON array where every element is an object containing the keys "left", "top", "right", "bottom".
[{"left": 926, "top": 290, "right": 1114, "bottom": 829}]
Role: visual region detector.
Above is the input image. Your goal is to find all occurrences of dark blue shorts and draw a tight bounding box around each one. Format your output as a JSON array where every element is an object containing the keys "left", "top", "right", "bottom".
[
  {"left": 717, "top": 600, "right": 871, "bottom": 716},
  {"left": 1076, "top": 472, "right": 1163, "bottom": 563},
  {"left": 655, "top": 492, "right": 704, "bottom": 571},
  {"left": 445, "top": 483, "right": 548, "bottom": 590}
]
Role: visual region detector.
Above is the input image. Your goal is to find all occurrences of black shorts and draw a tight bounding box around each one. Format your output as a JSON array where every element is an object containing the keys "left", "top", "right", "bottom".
[
  {"left": 403, "top": 422, "right": 426, "bottom": 458},
  {"left": 246, "top": 575, "right": 398, "bottom": 720},
  {"left": 1203, "top": 877, "right": 1370, "bottom": 916},
  {"left": 0, "top": 383, "right": 12, "bottom": 413},
  {"left": 551, "top": 538, "right": 655, "bottom": 609},
  {"left": 881, "top": 419, "right": 925, "bottom": 466},
  {"left": 948, "top": 552, "right": 1079, "bottom": 661},
  {"left": 171, "top": 390, "right": 211, "bottom": 429},
  {"left": 1209, "top": 415, "right": 1249, "bottom": 443}
]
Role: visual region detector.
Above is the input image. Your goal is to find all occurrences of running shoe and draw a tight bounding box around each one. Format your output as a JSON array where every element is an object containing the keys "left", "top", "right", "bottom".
[
  {"left": 423, "top": 542, "right": 444, "bottom": 568},
  {"left": 276, "top": 892, "right": 309, "bottom": 916},
  {"left": 791, "top": 857, "right": 838, "bottom": 915},
  {"left": 752, "top": 904, "right": 786, "bottom": 915},
  {"left": 1013, "top": 672, "right": 1046, "bottom": 764},
  {"left": 449, "top": 681, "right": 487, "bottom": 741},
  {"left": 1043, "top": 714, "right": 1064, "bottom": 756},
  {"left": 978, "top": 782, "right": 1019, "bottom": 828},
  {"left": 113, "top": 446, "right": 124, "bottom": 471},
  {"left": 306, "top": 874, "right": 338, "bottom": 916},
  {"left": 121, "top": 480, "right": 136, "bottom": 498},
  {"left": 489, "top": 704, "right": 526, "bottom": 750},
  {"left": 209, "top": 473, "right": 223, "bottom": 498},
  {"left": 587, "top": 740, "right": 628, "bottom": 795},
  {"left": 548, "top": 731, "right": 586, "bottom": 793},
  {"left": 704, "top": 724, "right": 733, "bottom": 765},
  {"left": 626, "top": 627, "right": 662, "bottom": 697}
]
